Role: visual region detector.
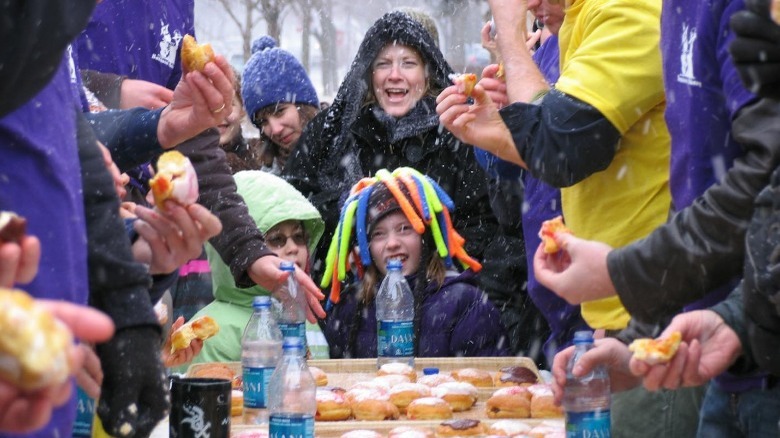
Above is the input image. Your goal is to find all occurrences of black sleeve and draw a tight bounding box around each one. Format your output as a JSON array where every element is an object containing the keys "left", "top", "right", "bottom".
[
  {"left": 86, "top": 108, "right": 165, "bottom": 171},
  {"left": 0, "top": 0, "right": 95, "bottom": 117},
  {"left": 499, "top": 89, "right": 621, "bottom": 188},
  {"left": 77, "top": 111, "right": 159, "bottom": 331},
  {"left": 608, "top": 98, "right": 780, "bottom": 322},
  {"left": 176, "top": 130, "right": 275, "bottom": 287},
  {"left": 81, "top": 69, "right": 126, "bottom": 110}
]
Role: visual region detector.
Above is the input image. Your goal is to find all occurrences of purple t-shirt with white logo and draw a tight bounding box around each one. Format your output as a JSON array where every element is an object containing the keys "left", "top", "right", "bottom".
[{"left": 76, "top": 0, "right": 195, "bottom": 90}]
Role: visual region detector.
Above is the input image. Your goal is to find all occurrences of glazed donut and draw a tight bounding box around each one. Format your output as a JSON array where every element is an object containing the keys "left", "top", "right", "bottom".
[
  {"left": 0, "top": 288, "right": 73, "bottom": 390},
  {"left": 435, "top": 419, "right": 486, "bottom": 437},
  {"left": 350, "top": 380, "right": 391, "bottom": 394},
  {"left": 528, "top": 422, "right": 566, "bottom": 438},
  {"left": 181, "top": 34, "right": 216, "bottom": 72},
  {"left": 388, "top": 382, "right": 431, "bottom": 412},
  {"left": 315, "top": 388, "right": 352, "bottom": 421},
  {"left": 493, "top": 365, "right": 539, "bottom": 387},
  {"left": 309, "top": 366, "right": 329, "bottom": 386},
  {"left": 405, "top": 397, "right": 453, "bottom": 420},
  {"left": 528, "top": 384, "right": 563, "bottom": 418},
  {"left": 387, "top": 426, "right": 434, "bottom": 438},
  {"left": 488, "top": 419, "right": 533, "bottom": 436},
  {"left": 430, "top": 381, "right": 478, "bottom": 412},
  {"left": 451, "top": 367, "right": 493, "bottom": 387},
  {"left": 373, "top": 374, "right": 411, "bottom": 387},
  {"left": 378, "top": 362, "right": 417, "bottom": 382},
  {"left": 485, "top": 386, "right": 532, "bottom": 419},
  {"left": 417, "top": 373, "right": 455, "bottom": 387},
  {"left": 351, "top": 395, "right": 400, "bottom": 421}
]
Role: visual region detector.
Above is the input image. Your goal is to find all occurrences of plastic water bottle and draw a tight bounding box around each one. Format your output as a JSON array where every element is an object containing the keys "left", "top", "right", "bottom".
[
  {"left": 375, "top": 259, "right": 415, "bottom": 368},
  {"left": 242, "top": 295, "right": 283, "bottom": 424},
  {"left": 563, "top": 330, "right": 611, "bottom": 438},
  {"left": 268, "top": 337, "right": 316, "bottom": 438},
  {"left": 274, "top": 261, "right": 308, "bottom": 354}
]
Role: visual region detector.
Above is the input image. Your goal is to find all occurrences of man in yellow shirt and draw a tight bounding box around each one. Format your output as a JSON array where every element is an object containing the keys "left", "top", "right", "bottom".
[{"left": 437, "top": 0, "right": 700, "bottom": 436}]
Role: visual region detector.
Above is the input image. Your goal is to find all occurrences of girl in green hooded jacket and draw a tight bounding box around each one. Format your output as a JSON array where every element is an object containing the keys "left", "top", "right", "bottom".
[{"left": 187, "top": 170, "right": 329, "bottom": 365}]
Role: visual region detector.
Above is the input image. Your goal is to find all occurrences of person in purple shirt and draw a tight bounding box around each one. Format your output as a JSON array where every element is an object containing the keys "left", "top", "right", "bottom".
[{"left": 536, "top": 0, "right": 780, "bottom": 435}]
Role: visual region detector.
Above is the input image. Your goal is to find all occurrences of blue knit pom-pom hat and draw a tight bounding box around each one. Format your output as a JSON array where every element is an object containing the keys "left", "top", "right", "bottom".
[{"left": 241, "top": 36, "right": 319, "bottom": 127}]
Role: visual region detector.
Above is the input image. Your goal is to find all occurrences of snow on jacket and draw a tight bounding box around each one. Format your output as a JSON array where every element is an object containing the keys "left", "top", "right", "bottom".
[{"left": 323, "top": 269, "right": 510, "bottom": 358}]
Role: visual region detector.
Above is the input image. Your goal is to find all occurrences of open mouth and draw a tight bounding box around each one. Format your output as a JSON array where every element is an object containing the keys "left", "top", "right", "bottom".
[
  {"left": 385, "top": 88, "right": 409, "bottom": 101},
  {"left": 387, "top": 255, "right": 408, "bottom": 264}
]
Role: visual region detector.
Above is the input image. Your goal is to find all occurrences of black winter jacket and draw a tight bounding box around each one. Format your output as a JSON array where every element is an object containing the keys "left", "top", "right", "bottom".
[{"left": 608, "top": 99, "right": 780, "bottom": 324}]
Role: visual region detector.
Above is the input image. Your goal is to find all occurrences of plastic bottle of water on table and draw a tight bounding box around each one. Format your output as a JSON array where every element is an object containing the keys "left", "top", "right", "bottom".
[
  {"left": 242, "top": 295, "right": 283, "bottom": 424},
  {"left": 274, "top": 261, "right": 308, "bottom": 354},
  {"left": 375, "top": 258, "right": 415, "bottom": 368},
  {"left": 563, "top": 330, "right": 611, "bottom": 438},
  {"left": 268, "top": 337, "right": 316, "bottom": 438}
]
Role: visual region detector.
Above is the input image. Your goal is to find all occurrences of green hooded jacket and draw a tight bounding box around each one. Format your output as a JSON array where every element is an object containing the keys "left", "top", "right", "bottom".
[{"left": 188, "top": 170, "right": 327, "bottom": 366}]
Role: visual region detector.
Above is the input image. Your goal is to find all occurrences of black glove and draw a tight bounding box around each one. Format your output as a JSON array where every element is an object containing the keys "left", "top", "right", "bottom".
[
  {"left": 96, "top": 325, "right": 170, "bottom": 437},
  {"left": 729, "top": 0, "right": 780, "bottom": 99}
]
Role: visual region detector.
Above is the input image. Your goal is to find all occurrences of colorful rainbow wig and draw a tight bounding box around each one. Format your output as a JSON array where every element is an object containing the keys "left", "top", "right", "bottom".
[{"left": 320, "top": 167, "right": 482, "bottom": 304}]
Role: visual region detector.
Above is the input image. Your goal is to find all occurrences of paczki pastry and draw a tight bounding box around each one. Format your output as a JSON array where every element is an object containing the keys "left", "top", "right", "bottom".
[
  {"left": 378, "top": 362, "right": 417, "bottom": 382},
  {"left": 528, "top": 383, "right": 563, "bottom": 418},
  {"left": 0, "top": 211, "right": 26, "bottom": 243},
  {"left": 435, "top": 419, "right": 486, "bottom": 437},
  {"left": 488, "top": 419, "right": 533, "bottom": 436},
  {"left": 430, "top": 381, "right": 478, "bottom": 412},
  {"left": 388, "top": 382, "right": 431, "bottom": 413},
  {"left": 494, "top": 365, "right": 539, "bottom": 387},
  {"left": 485, "top": 386, "right": 532, "bottom": 418},
  {"left": 539, "top": 215, "right": 572, "bottom": 254},
  {"left": 149, "top": 150, "right": 199, "bottom": 210},
  {"left": 0, "top": 288, "right": 73, "bottom": 390},
  {"left": 451, "top": 367, "right": 493, "bottom": 387},
  {"left": 181, "top": 34, "right": 216, "bottom": 72},
  {"left": 405, "top": 397, "right": 453, "bottom": 420},
  {"left": 310, "top": 366, "right": 329, "bottom": 386},
  {"left": 169, "top": 315, "right": 219, "bottom": 354},
  {"left": 315, "top": 388, "right": 352, "bottom": 421},
  {"left": 629, "top": 331, "right": 682, "bottom": 365}
]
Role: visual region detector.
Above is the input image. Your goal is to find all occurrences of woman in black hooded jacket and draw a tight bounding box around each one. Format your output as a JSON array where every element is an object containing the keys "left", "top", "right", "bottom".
[{"left": 284, "top": 11, "right": 541, "bottom": 356}]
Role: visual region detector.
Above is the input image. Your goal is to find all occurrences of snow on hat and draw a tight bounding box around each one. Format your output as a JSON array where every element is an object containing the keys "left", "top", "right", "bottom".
[{"left": 241, "top": 36, "right": 319, "bottom": 126}]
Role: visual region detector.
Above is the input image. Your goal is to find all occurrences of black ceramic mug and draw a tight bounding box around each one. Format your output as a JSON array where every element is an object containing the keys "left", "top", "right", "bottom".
[{"left": 170, "top": 377, "right": 232, "bottom": 438}]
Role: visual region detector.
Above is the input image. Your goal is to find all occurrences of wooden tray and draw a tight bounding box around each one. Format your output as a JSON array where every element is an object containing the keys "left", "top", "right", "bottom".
[{"left": 230, "top": 419, "right": 565, "bottom": 437}]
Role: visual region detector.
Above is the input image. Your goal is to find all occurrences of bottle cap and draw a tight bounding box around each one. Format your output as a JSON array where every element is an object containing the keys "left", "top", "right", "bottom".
[
  {"left": 423, "top": 367, "right": 439, "bottom": 375},
  {"left": 572, "top": 330, "right": 594, "bottom": 344},
  {"left": 386, "top": 259, "right": 403, "bottom": 271},
  {"left": 253, "top": 295, "right": 272, "bottom": 308},
  {"left": 279, "top": 261, "right": 296, "bottom": 272}
]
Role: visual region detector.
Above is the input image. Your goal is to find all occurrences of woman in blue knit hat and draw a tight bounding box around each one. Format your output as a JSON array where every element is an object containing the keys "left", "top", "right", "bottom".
[{"left": 241, "top": 36, "right": 320, "bottom": 174}]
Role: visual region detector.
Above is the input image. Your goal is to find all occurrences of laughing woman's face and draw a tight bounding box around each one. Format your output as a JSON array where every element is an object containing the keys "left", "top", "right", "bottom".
[{"left": 371, "top": 44, "right": 427, "bottom": 118}]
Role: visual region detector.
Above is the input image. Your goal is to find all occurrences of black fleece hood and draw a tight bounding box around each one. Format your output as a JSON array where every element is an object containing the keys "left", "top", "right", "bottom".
[{"left": 319, "top": 11, "right": 455, "bottom": 163}]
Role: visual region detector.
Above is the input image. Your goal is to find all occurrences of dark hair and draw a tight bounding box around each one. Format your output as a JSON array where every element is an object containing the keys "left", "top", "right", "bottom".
[{"left": 257, "top": 104, "right": 319, "bottom": 168}]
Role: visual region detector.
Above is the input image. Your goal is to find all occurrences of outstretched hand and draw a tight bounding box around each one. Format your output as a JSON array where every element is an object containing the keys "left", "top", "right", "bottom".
[
  {"left": 249, "top": 256, "right": 326, "bottom": 323},
  {"left": 629, "top": 310, "right": 743, "bottom": 391},
  {"left": 533, "top": 233, "right": 617, "bottom": 304},
  {"left": 157, "top": 54, "right": 236, "bottom": 149}
]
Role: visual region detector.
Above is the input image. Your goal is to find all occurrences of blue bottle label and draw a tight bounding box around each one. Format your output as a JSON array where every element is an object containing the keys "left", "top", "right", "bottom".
[
  {"left": 566, "top": 409, "right": 611, "bottom": 438},
  {"left": 377, "top": 320, "right": 414, "bottom": 357},
  {"left": 279, "top": 322, "right": 307, "bottom": 350},
  {"left": 243, "top": 366, "right": 275, "bottom": 408},
  {"left": 269, "top": 413, "right": 314, "bottom": 438},
  {"left": 73, "top": 387, "right": 95, "bottom": 437}
]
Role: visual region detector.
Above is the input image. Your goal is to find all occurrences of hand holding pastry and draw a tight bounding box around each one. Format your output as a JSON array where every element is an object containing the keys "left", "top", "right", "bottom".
[
  {"left": 0, "top": 295, "right": 114, "bottom": 433},
  {"left": 168, "top": 315, "right": 219, "bottom": 355},
  {"left": 163, "top": 316, "right": 205, "bottom": 368},
  {"left": 181, "top": 35, "right": 216, "bottom": 73},
  {"left": 629, "top": 310, "right": 742, "bottom": 391},
  {"left": 0, "top": 212, "right": 40, "bottom": 287}
]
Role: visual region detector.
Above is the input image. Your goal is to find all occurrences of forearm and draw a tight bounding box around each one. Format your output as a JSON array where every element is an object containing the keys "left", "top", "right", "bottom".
[
  {"left": 176, "top": 130, "right": 274, "bottom": 287},
  {"left": 609, "top": 99, "right": 780, "bottom": 320},
  {"left": 493, "top": 3, "right": 547, "bottom": 103},
  {"left": 77, "top": 113, "right": 159, "bottom": 331},
  {"left": 499, "top": 90, "right": 620, "bottom": 187},
  {"left": 86, "top": 108, "right": 165, "bottom": 171}
]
